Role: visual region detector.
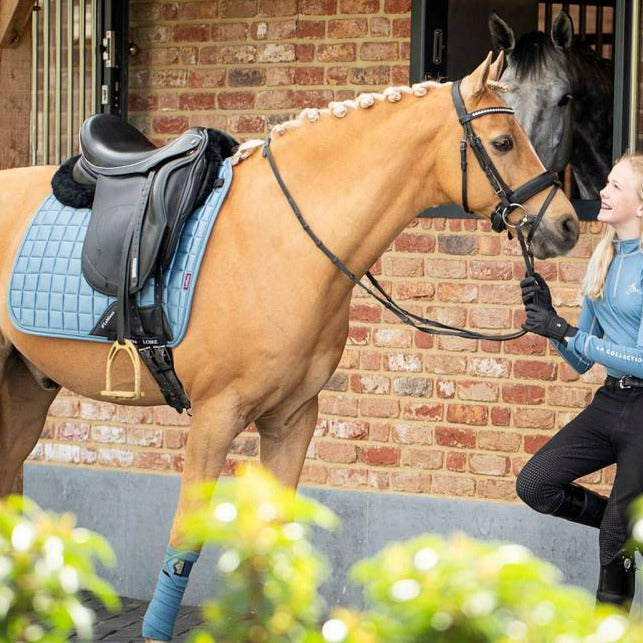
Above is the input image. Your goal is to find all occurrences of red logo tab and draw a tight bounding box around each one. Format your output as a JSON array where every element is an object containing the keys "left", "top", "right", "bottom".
[{"left": 182, "top": 273, "right": 192, "bottom": 290}]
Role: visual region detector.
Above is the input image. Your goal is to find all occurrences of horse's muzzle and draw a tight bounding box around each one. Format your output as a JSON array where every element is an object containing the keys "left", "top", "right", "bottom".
[{"left": 531, "top": 213, "right": 580, "bottom": 259}]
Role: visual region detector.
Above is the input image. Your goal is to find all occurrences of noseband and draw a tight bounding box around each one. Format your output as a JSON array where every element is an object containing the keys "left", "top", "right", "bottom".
[
  {"left": 262, "top": 81, "right": 563, "bottom": 340},
  {"left": 452, "top": 79, "right": 561, "bottom": 277}
]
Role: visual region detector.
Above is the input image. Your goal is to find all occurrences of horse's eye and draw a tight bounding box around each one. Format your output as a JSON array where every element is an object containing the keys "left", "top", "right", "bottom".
[
  {"left": 491, "top": 135, "right": 513, "bottom": 152},
  {"left": 558, "top": 93, "right": 573, "bottom": 106}
]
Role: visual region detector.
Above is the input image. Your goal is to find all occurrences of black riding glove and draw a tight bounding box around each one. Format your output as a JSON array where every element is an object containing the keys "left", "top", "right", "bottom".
[
  {"left": 522, "top": 304, "right": 578, "bottom": 342},
  {"left": 520, "top": 272, "right": 553, "bottom": 309}
]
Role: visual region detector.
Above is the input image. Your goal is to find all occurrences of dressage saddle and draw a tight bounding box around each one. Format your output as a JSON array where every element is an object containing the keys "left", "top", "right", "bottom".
[
  {"left": 75, "top": 114, "right": 218, "bottom": 297},
  {"left": 52, "top": 114, "right": 237, "bottom": 412}
]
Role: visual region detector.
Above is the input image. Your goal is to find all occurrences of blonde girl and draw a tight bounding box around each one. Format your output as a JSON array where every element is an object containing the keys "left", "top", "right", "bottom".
[{"left": 518, "top": 153, "right": 643, "bottom": 608}]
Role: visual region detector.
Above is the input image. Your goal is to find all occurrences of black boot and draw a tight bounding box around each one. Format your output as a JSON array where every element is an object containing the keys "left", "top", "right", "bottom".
[
  {"left": 596, "top": 551, "right": 636, "bottom": 609},
  {"left": 552, "top": 483, "right": 607, "bottom": 528}
]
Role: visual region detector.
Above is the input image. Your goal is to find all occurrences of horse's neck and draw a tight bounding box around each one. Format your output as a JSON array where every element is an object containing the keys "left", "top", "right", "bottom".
[
  {"left": 267, "top": 93, "right": 446, "bottom": 277},
  {"left": 569, "top": 48, "right": 613, "bottom": 139},
  {"left": 571, "top": 129, "right": 612, "bottom": 199},
  {"left": 568, "top": 47, "right": 613, "bottom": 196}
]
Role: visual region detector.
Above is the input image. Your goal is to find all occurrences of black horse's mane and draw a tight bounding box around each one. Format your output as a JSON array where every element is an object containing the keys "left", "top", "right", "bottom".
[
  {"left": 567, "top": 38, "right": 613, "bottom": 96},
  {"left": 511, "top": 30, "right": 612, "bottom": 94}
]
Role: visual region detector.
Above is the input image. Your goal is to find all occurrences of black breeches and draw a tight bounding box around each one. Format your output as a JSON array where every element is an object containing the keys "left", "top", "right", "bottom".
[{"left": 516, "top": 385, "right": 643, "bottom": 565}]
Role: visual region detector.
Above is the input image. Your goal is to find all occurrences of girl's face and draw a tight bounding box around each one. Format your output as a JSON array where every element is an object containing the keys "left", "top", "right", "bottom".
[{"left": 598, "top": 160, "right": 643, "bottom": 226}]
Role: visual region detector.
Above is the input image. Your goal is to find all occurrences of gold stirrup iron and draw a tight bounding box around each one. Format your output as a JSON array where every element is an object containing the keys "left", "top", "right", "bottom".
[{"left": 101, "top": 339, "right": 144, "bottom": 400}]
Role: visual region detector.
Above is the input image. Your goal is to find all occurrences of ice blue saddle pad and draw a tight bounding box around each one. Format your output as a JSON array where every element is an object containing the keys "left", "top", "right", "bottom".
[{"left": 8, "top": 159, "right": 233, "bottom": 346}]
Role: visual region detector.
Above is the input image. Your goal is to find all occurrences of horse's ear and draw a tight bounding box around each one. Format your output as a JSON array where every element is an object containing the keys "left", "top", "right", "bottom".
[
  {"left": 461, "top": 52, "right": 493, "bottom": 100},
  {"left": 552, "top": 10, "right": 573, "bottom": 51},
  {"left": 488, "top": 11, "right": 515, "bottom": 53},
  {"left": 489, "top": 51, "right": 505, "bottom": 82}
]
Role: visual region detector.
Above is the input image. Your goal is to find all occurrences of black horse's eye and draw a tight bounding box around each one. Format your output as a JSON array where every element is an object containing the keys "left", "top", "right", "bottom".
[
  {"left": 491, "top": 135, "right": 513, "bottom": 152},
  {"left": 558, "top": 93, "right": 573, "bottom": 106}
]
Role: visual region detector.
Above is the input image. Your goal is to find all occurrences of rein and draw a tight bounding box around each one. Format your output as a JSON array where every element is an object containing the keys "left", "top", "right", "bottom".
[{"left": 262, "top": 81, "right": 561, "bottom": 341}]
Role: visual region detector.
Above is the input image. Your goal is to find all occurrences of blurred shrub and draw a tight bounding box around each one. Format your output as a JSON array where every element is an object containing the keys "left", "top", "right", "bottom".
[
  {"left": 345, "top": 533, "right": 642, "bottom": 642},
  {"left": 182, "top": 465, "right": 337, "bottom": 643},
  {"left": 186, "top": 466, "right": 643, "bottom": 643},
  {"left": 0, "top": 495, "right": 119, "bottom": 643},
  {"left": 630, "top": 496, "right": 643, "bottom": 551}
]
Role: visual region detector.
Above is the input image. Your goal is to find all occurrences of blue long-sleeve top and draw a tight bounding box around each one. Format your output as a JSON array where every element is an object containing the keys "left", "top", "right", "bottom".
[{"left": 553, "top": 238, "right": 643, "bottom": 378}]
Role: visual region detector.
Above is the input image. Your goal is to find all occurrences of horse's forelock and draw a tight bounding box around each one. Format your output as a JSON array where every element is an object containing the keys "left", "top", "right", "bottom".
[{"left": 511, "top": 31, "right": 566, "bottom": 81}]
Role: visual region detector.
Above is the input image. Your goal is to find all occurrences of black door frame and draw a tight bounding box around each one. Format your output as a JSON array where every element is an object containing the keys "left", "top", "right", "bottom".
[{"left": 95, "top": 0, "right": 129, "bottom": 118}]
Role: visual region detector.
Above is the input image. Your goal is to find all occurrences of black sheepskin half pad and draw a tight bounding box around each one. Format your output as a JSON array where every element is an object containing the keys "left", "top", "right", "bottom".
[
  {"left": 51, "top": 129, "right": 238, "bottom": 212},
  {"left": 51, "top": 155, "right": 95, "bottom": 209},
  {"left": 194, "top": 129, "right": 239, "bottom": 208}
]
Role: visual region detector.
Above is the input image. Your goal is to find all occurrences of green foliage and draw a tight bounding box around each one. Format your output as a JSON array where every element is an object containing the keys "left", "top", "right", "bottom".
[
  {"left": 181, "top": 465, "right": 338, "bottom": 643},
  {"left": 7, "top": 472, "right": 642, "bottom": 642},
  {"left": 187, "top": 468, "right": 643, "bottom": 643},
  {"left": 0, "top": 495, "right": 119, "bottom": 643},
  {"left": 630, "top": 496, "right": 643, "bottom": 551},
  {"left": 346, "top": 533, "right": 643, "bottom": 642}
]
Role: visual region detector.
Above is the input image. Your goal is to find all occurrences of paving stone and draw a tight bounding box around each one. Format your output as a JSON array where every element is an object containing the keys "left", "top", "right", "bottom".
[{"left": 71, "top": 594, "right": 205, "bottom": 642}]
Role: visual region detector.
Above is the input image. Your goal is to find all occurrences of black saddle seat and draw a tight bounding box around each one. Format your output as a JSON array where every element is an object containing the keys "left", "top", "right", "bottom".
[{"left": 77, "top": 114, "right": 205, "bottom": 177}]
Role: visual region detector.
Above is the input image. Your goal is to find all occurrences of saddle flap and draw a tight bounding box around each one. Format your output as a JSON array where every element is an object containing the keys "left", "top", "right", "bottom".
[
  {"left": 82, "top": 174, "right": 150, "bottom": 295},
  {"left": 81, "top": 147, "right": 212, "bottom": 297}
]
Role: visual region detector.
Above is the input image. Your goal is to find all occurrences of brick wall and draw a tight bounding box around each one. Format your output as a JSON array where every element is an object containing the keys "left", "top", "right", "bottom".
[
  {"left": 29, "top": 0, "right": 613, "bottom": 502},
  {"left": 126, "top": 0, "right": 411, "bottom": 141}
]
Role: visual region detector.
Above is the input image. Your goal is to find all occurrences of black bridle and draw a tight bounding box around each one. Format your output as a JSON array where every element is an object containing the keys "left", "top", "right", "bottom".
[
  {"left": 451, "top": 80, "right": 560, "bottom": 282},
  {"left": 261, "top": 80, "right": 561, "bottom": 341}
]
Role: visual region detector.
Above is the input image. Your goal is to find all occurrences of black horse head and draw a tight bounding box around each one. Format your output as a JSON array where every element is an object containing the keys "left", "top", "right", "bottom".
[{"left": 489, "top": 10, "right": 613, "bottom": 199}]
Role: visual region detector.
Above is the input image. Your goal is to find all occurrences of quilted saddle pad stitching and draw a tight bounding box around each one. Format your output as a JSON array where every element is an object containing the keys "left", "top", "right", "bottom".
[{"left": 8, "top": 159, "right": 233, "bottom": 347}]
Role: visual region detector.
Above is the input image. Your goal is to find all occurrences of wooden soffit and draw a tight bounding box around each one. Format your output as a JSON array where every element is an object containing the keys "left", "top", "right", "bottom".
[{"left": 0, "top": 0, "right": 34, "bottom": 48}]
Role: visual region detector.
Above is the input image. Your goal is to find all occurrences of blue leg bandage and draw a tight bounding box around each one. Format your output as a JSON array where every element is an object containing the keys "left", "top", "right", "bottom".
[{"left": 142, "top": 546, "right": 199, "bottom": 640}]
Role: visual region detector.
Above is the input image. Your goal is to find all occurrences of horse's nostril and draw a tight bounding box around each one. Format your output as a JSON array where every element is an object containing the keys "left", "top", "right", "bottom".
[{"left": 561, "top": 214, "right": 579, "bottom": 238}]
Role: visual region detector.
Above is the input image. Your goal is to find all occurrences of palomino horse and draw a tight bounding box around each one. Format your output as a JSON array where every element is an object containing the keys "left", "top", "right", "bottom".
[
  {"left": 0, "top": 54, "right": 578, "bottom": 641},
  {"left": 489, "top": 10, "right": 613, "bottom": 199}
]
